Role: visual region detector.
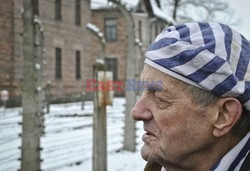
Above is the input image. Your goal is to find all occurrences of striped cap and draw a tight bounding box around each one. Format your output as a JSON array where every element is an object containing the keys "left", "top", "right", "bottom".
[{"left": 145, "top": 22, "right": 250, "bottom": 111}]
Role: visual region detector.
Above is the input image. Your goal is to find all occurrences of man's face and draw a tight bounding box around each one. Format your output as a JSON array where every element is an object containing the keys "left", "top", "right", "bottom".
[{"left": 131, "top": 64, "right": 218, "bottom": 166}]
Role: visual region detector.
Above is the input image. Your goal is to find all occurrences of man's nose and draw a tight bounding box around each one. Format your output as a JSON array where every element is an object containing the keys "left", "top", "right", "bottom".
[{"left": 130, "top": 97, "right": 153, "bottom": 121}]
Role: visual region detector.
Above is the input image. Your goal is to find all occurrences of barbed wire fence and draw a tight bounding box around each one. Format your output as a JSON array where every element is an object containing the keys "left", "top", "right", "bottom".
[{"left": 0, "top": 98, "right": 132, "bottom": 171}]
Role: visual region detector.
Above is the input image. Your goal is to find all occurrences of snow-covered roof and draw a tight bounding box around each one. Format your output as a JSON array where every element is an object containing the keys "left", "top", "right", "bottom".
[
  {"left": 91, "top": 0, "right": 140, "bottom": 10},
  {"left": 91, "top": 0, "right": 112, "bottom": 10},
  {"left": 149, "top": 0, "right": 176, "bottom": 24},
  {"left": 91, "top": 0, "right": 176, "bottom": 24}
]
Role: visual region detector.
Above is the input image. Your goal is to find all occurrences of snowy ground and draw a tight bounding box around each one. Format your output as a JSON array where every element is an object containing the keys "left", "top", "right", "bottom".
[{"left": 0, "top": 98, "right": 147, "bottom": 171}]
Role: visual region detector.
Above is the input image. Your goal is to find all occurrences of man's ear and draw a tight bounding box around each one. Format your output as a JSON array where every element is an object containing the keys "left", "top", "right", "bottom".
[{"left": 213, "top": 98, "right": 242, "bottom": 137}]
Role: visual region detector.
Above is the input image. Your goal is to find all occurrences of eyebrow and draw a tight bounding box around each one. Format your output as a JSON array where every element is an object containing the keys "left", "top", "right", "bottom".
[{"left": 154, "top": 85, "right": 174, "bottom": 99}]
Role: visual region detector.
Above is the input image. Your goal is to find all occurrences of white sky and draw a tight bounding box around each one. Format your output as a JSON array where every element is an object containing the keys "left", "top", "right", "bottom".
[
  {"left": 228, "top": 0, "right": 250, "bottom": 39},
  {"left": 90, "top": 0, "right": 250, "bottom": 39}
]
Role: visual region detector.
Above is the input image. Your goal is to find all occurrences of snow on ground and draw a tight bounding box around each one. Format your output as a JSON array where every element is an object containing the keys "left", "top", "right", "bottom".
[{"left": 0, "top": 98, "right": 147, "bottom": 171}]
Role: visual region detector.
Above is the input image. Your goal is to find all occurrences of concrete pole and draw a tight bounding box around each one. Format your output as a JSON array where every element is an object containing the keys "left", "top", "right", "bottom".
[
  {"left": 110, "top": 0, "right": 137, "bottom": 152},
  {"left": 135, "top": 41, "right": 144, "bottom": 96},
  {"left": 87, "top": 26, "right": 107, "bottom": 171},
  {"left": 21, "top": 0, "right": 41, "bottom": 170},
  {"left": 92, "top": 62, "right": 107, "bottom": 171},
  {"left": 34, "top": 16, "right": 45, "bottom": 135}
]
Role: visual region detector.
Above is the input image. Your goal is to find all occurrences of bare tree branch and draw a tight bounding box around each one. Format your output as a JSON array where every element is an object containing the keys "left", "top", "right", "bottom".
[{"left": 161, "top": 0, "right": 239, "bottom": 26}]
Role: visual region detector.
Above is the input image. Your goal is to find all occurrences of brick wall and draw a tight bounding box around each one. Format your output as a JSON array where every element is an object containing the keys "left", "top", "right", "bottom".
[
  {"left": 39, "top": 0, "right": 92, "bottom": 100},
  {"left": 0, "top": 0, "right": 93, "bottom": 106},
  {"left": 91, "top": 8, "right": 167, "bottom": 96},
  {"left": 0, "top": 0, "right": 15, "bottom": 104},
  {"left": 91, "top": 9, "right": 128, "bottom": 82}
]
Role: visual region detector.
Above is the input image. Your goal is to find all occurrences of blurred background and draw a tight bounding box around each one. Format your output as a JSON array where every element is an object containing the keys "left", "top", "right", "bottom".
[{"left": 0, "top": 0, "right": 249, "bottom": 171}]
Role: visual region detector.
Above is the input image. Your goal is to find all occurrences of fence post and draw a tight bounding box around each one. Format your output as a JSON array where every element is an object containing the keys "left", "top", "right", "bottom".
[
  {"left": 109, "top": 0, "right": 137, "bottom": 152},
  {"left": 92, "top": 61, "right": 108, "bottom": 171},
  {"left": 21, "top": 0, "right": 42, "bottom": 170}
]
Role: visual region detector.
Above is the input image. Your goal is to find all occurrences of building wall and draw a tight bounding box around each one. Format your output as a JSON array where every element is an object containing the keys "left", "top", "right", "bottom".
[
  {"left": 91, "top": 9, "right": 128, "bottom": 84},
  {"left": 0, "top": 0, "right": 15, "bottom": 103},
  {"left": 0, "top": 0, "right": 167, "bottom": 106},
  {"left": 133, "top": 13, "right": 167, "bottom": 77},
  {"left": 0, "top": 0, "right": 92, "bottom": 106},
  {"left": 91, "top": 7, "right": 168, "bottom": 96},
  {"left": 39, "top": 0, "right": 92, "bottom": 102}
]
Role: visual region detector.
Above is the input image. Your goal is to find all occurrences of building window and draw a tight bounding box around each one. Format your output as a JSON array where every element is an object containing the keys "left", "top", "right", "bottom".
[
  {"left": 105, "top": 58, "right": 117, "bottom": 81},
  {"left": 75, "top": 51, "right": 81, "bottom": 80},
  {"left": 55, "top": 0, "right": 62, "bottom": 21},
  {"left": 75, "top": 0, "right": 81, "bottom": 26},
  {"left": 55, "top": 48, "right": 62, "bottom": 80},
  {"left": 105, "top": 18, "right": 117, "bottom": 41}
]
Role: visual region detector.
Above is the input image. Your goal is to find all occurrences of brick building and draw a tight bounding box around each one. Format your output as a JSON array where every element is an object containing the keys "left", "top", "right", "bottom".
[
  {"left": 0, "top": 0, "right": 92, "bottom": 106},
  {"left": 90, "top": 0, "right": 174, "bottom": 95},
  {"left": 0, "top": 1, "right": 16, "bottom": 105},
  {"left": 0, "top": 0, "right": 174, "bottom": 106}
]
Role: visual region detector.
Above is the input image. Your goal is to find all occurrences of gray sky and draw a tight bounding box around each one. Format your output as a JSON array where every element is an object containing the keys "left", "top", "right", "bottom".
[{"left": 228, "top": 0, "right": 250, "bottom": 39}]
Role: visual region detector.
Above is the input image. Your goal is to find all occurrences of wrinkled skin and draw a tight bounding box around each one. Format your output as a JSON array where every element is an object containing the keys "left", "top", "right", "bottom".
[{"left": 131, "top": 64, "right": 220, "bottom": 170}]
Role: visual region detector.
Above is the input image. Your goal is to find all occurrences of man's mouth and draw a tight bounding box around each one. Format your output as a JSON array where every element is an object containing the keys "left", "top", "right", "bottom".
[
  {"left": 142, "top": 130, "right": 157, "bottom": 142},
  {"left": 145, "top": 130, "right": 155, "bottom": 136},
  {"left": 142, "top": 128, "right": 157, "bottom": 142},
  {"left": 143, "top": 126, "right": 156, "bottom": 136}
]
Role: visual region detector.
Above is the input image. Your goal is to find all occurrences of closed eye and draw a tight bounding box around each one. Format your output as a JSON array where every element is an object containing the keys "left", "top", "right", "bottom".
[{"left": 154, "top": 96, "right": 172, "bottom": 109}]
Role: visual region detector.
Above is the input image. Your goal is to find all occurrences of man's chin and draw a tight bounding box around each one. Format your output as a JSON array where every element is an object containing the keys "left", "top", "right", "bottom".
[{"left": 141, "top": 144, "right": 155, "bottom": 161}]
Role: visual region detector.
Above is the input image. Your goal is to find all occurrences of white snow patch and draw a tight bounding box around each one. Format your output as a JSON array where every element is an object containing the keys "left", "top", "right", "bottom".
[
  {"left": 0, "top": 98, "right": 147, "bottom": 171},
  {"left": 91, "top": 0, "right": 139, "bottom": 10},
  {"left": 87, "top": 23, "right": 105, "bottom": 42},
  {"left": 150, "top": 0, "right": 176, "bottom": 24},
  {"left": 91, "top": 0, "right": 175, "bottom": 24},
  {"left": 35, "top": 63, "right": 41, "bottom": 70},
  {"left": 87, "top": 23, "right": 100, "bottom": 33}
]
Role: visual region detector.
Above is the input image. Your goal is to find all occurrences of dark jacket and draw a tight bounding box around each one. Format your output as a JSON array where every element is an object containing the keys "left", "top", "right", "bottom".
[
  {"left": 144, "top": 153, "right": 250, "bottom": 171},
  {"left": 144, "top": 161, "right": 161, "bottom": 171}
]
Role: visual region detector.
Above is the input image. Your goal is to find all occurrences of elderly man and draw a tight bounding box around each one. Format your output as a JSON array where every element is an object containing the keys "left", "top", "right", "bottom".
[{"left": 131, "top": 22, "right": 250, "bottom": 171}]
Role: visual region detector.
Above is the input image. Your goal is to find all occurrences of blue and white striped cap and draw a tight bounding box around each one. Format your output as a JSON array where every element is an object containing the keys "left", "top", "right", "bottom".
[{"left": 145, "top": 22, "right": 250, "bottom": 111}]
